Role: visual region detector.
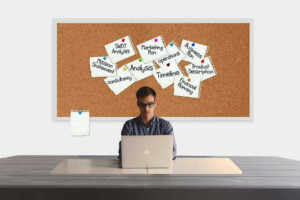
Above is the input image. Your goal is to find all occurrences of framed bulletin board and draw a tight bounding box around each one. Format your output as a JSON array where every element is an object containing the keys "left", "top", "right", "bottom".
[{"left": 54, "top": 19, "right": 253, "bottom": 120}]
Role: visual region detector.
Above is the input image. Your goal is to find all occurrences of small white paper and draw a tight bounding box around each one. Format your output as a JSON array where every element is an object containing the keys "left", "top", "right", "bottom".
[
  {"left": 71, "top": 111, "right": 90, "bottom": 136},
  {"left": 180, "top": 39, "right": 208, "bottom": 64},
  {"left": 90, "top": 56, "right": 117, "bottom": 77},
  {"left": 155, "top": 41, "right": 186, "bottom": 67},
  {"left": 104, "top": 35, "right": 136, "bottom": 63},
  {"left": 174, "top": 76, "right": 201, "bottom": 99},
  {"left": 185, "top": 56, "right": 217, "bottom": 81},
  {"left": 126, "top": 58, "right": 156, "bottom": 81},
  {"left": 153, "top": 60, "right": 183, "bottom": 89},
  {"left": 104, "top": 66, "right": 136, "bottom": 95},
  {"left": 136, "top": 35, "right": 168, "bottom": 64}
]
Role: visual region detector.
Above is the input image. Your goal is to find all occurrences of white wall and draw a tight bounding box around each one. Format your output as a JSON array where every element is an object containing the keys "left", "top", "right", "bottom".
[{"left": 0, "top": 1, "right": 299, "bottom": 160}]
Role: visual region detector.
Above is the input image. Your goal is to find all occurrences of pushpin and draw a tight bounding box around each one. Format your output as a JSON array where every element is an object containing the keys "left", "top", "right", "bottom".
[
  {"left": 201, "top": 59, "right": 204, "bottom": 63},
  {"left": 122, "top": 38, "right": 125, "bottom": 42},
  {"left": 170, "top": 43, "right": 174, "bottom": 46},
  {"left": 192, "top": 43, "right": 195, "bottom": 46},
  {"left": 103, "top": 56, "right": 107, "bottom": 60},
  {"left": 139, "top": 58, "right": 143, "bottom": 62},
  {"left": 154, "top": 38, "right": 158, "bottom": 42},
  {"left": 79, "top": 110, "right": 82, "bottom": 114},
  {"left": 123, "top": 67, "right": 127, "bottom": 70},
  {"left": 166, "top": 63, "right": 170, "bottom": 67},
  {"left": 188, "top": 78, "right": 191, "bottom": 82}
]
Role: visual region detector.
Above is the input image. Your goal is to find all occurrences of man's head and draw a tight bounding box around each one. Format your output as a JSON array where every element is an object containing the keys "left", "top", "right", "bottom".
[{"left": 136, "top": 86, "right": 156, "bottom": 119}]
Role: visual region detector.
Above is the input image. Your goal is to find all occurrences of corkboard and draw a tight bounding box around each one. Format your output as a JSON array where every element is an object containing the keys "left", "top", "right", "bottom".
[{"left": 56, "top": 23, "right": 250, "bottom": 117}]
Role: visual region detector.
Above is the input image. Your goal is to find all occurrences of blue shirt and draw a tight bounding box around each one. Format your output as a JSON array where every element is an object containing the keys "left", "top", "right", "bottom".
[{"left": 118, "top": 115, "right": 177, "bottom": 160}]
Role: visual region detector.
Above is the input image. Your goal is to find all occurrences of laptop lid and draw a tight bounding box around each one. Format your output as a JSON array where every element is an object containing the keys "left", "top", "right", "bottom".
[{"left": 121, "top": 135, "right": 173, "bottom": 169}]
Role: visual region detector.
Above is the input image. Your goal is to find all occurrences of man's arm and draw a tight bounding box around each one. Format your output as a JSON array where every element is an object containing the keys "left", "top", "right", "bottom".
[
  {"left": 118, "top": 121, "right": 132, "bottom": 160},
  {"left": 163, "top": 121, "right": 177, "bottom": 160}
]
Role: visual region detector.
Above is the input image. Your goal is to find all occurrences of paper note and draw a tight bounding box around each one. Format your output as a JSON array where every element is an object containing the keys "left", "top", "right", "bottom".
[
  {"left": 104, "top": 35, "right": 136, "bottom": 63},
  {"left": 126, "top": 58, "right": 156, "bottom": 81},
  {"left": 185, "top": 56, "right": 217, "bottom": 81},
  {"left": 155, "top": 41, "right": 185, "bottom": 67},
  {"left": 104, "top": 66, "right": 136, "bottom": 95},
  {"left": 71, "top": 111, "right": 90, "bottom": 136},
  {"left": 174, "top": 76, "right": 201, "bottom": 99},
  {"left": 136, "top": 36, "right": 168, "bottom": 64},
  {"left": 90, "top": 56, "right": 117, "bottom": 77},
  {"left": 180, "top": 39, "right": 208, "bottom": 64},
  {"left": 153, "top": 60, "right": 183, "bottom": 89}
]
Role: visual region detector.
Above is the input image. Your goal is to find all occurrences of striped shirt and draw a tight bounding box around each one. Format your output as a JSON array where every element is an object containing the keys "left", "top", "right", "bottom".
[{"left": 118, "top": 115, "right": 177, "bottom": 160}]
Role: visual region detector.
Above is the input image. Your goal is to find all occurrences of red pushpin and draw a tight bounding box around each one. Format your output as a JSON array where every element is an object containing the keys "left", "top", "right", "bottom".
[
  {"left": 201, "top": 59, "right": 204, "bottom": 63},
  {"left": 167, "top": 63, "right": 170, "bottom": 67},
  {"left": 122, "top": 38, "right": 125, "bottom": 42}
]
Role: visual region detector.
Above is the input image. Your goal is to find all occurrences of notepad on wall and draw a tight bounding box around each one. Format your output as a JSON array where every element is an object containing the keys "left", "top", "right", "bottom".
[
  {"left": 136, "top": 35, "right": 168, "bottom": 64},
  {"left": 70, "top": 110, "right": 90, "bottom": 136}
]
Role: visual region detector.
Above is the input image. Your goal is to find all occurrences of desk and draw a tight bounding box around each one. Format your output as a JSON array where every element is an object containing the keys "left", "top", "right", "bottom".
[
  {"left": 1, "top": 156, "right": 300, "bottom": 200},
  {"left": 51, "top": 158, "right": 242, "bottom": 175}
]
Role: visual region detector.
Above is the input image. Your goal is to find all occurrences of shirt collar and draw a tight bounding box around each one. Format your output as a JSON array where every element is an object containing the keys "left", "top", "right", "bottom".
[{"left": 138, "top": 115, "right": 156, "bottom": 127}]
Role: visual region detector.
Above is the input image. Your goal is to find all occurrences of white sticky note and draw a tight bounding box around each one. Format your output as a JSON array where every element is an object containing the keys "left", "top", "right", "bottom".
[
  {"left": 180, "top": 39, "right": 208, "bottom": 64},
  {"left": 174, "top": 76, "right": 201, "bottom": 99},
  {"left": 104, "top": 66, "right": 136, "bottom": 95},
  {"left": 126, "top": 58, "right": 156, "bottom": 81},
  {"left": 90, "top": 56, "right": 117, "bottom": 77},
  {"left": 153, "top": 60, "right": 183, "bottom": 89},
  {"left": 71, "top": 111, "right": 90, "bottom": 136},
  {"left": 104, "top": 35, "right": 136, "bottom": 63},
  {"left": 185, "top": 56, "right": 217, "bottom": 81},
  {"left": 136, "top": 35, "right": 168, "bottom": 64},
  {"left": 155, "top": 41, "right": 186, "bottom": 67}
]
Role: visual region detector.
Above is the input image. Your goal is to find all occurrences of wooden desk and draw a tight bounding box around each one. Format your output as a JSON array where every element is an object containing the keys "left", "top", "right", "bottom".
[
  {"left": 1, "top": 156, "right": 300, "bottom": 200},
  {"left": 51, "top": 158, "right": 242, "bottom": 175}
]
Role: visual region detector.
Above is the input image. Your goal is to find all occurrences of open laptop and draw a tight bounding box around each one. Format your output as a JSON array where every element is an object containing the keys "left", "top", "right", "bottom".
[{"left": 121, "top": 135, "right": 173, "bottom": 168}]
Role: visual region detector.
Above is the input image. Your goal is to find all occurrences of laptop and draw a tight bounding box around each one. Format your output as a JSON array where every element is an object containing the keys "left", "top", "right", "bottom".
[{"left": 121, "top": 135, "right": 173, "bottom": 168}]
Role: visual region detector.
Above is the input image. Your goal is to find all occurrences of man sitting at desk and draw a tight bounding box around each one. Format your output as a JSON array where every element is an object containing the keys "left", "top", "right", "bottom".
[{"left": 118, "top": 86, "right": 177, "bottom": 160}]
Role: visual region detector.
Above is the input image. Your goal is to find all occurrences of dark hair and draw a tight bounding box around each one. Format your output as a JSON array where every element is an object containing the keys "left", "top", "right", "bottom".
[{"left": 136, "top": 86, "right": 156, "bottom": 99}]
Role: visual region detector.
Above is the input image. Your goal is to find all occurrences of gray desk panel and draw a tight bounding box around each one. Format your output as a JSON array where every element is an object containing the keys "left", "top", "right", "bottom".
[
  {"left": 1, "top": 156, "right": 300, "bottom": 200},
  {"left": 0, "top": 156, "right": 300, "bottom": 188}
]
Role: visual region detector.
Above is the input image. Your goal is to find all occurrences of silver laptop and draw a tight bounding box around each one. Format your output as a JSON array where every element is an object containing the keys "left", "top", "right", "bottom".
[{"left": 121, "top": 135, "right": 173, "bottom": 168}]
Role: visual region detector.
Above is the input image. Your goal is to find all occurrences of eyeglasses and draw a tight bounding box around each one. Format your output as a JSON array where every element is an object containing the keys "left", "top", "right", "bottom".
[{"left": 137, "top": 101, "right": 156, "bottom": 108}]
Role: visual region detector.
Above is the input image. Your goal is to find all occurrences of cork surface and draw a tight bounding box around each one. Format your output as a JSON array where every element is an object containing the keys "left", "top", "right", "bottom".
[{"left": 57, "top": 23, "right": 250, "bottom": 117}]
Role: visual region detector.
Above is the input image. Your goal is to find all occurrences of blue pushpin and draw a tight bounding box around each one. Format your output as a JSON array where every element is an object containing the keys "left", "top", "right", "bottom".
[
  {"left": 79, "top": 110, "right": 82, "bottom": 115},
  {"left": 192, "top": 43, "right": 195, "bottom": 46},
  {"left": 170, "top": 43, "right": 174, "bottom": 47},
  {"left": 103, "top": 56, "right": 107, "bottom": 60}
]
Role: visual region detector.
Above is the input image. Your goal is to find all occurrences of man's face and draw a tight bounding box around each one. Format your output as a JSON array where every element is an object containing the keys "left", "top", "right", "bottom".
[{"left": 137, "top": 95, "right": 156, "bottom": 119}]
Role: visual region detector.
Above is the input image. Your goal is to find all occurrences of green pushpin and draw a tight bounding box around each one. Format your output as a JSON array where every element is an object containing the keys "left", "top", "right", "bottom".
[{"left": 139, "top": 58, "right": 142, "bottom": 62}]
